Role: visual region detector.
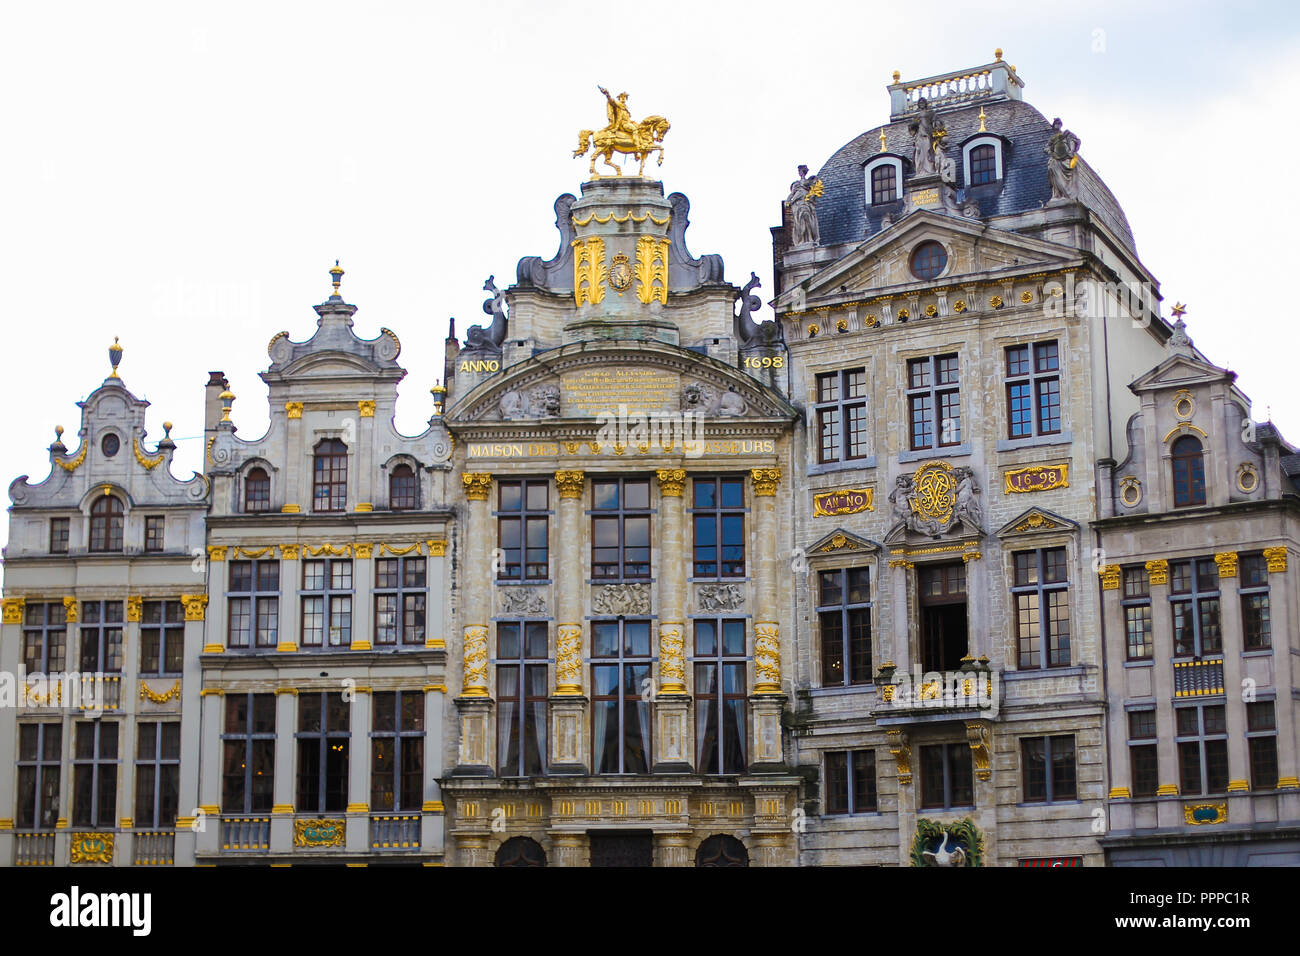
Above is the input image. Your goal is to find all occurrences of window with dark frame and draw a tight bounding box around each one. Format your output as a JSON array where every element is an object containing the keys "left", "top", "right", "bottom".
[
  {"left": 814, "top": 369, "right": 868, "bottom": 464},
  {"left": 72, "top": 720, "right": 118, "bottom": 828},
  {"left": 1122, "top": 566, "right": 1153, "bottom": 660},
  {"left": 1012, "top": 548, "right": 1070, "bottom": 669},
  {"left": 920, "top": 742, "right": 974, "bottom": 810},
  {"left": 296, "top": 692, "right": 350, "bottom": 813},
  {"left": 375, "top": 557, "right": 426, "bottom": 646},
  {"left": 591, "top": 619, "right": 652, "bottom": 774},
  {"left": 89, "top": 494, "right": 124, "bottom": 552},
  {"left": 245, "top": 467, "right": 271, "bottom": 513},
  {"left": 221, "top": 693, "right": 276, "bottom": 813},
  {"left": 1128, "top": 709, "right": 1158, "bottom": 798},
  {"left": 134, "top": 721, "right": 180, "bottom": 828},
  {"left": 371, "top": 691, "right": 424, "bottom": 811},
  {"left": 1021, "top": 735, "right": 1077, "bottom": 803},
  {"left": 497, "top": 622, "right": 548, "bottom": 777},
  {"left": 498, "top": 479, "right": 549, "bottom": 580},
  {"left": 694, "top": 619, "right": 747, "bottom": 775},
  {"left": 1170, "top": 558, "right": 1221, "bottom": 657},
  {"left": 1175, "top": 703, "right": 1229, "bottom": 797},
  {"left": 301, "top": 558, "right": 353, "bottom": 648},
  {"left": 591, "top": 478, "right": 651, "bottom": 580},
  {"left": 79, "top": 600, "right": 124, "bottom": 674},
  {"left": 389, "top": 463, "right": 418, "bottom": 511},
  {"left": 906, "top": 354, "right": 961, "bottom": 451},
  {"left": 825, "top": 750, "right": 877, "bottom": 814},
  {"left": 1239, "top": 553, "right": 1271, "bottom": 650},
  {"left": 1171, "top": 435, "right": 1206, "bottom": 507},
  {"left": 144, "top": 515, "right": 165, "bottom": 552},
  {"left": 1246, "top": 701, "right": 1278, "bottom": 791},
  {"left": 16, "top": 722, "right": 61, "bottom": 830},
  {"left": 140, "top": 600, "right": 184, "bottom": 675},
  {"left": 1005, "top": 341, "right": 1061, "bottom": 439},
  {"left": 870, "top": 163, "right": 897, "bottom": 204},
  {"left": 818, "top": 567, "right": 872, "bottom": 686},
  {"left": 49, "top": 517, "right": 69, "bottom": 554},
  {"left": 312, "top": 438, "right": 348, "bottom": 512},
  {"left": 969, "top": 143, "right": 997, "bottom": 184},
  {"left": 909, "top": 241, "right": 948, "bottom": 281},
  {"left": 227, "top": 559, "right": 280, "bottom": 649},
  {"left": 692, "top": 477, "right": 746, "bottom": 577},
  {"left": 23, "top": 601, "right": 67, "bottom": 674}
]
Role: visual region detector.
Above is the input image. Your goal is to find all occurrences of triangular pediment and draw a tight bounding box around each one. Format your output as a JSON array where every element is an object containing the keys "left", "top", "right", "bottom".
[
  {"left": 807, "top": 528, "right": 878, "bottom": 557},
  {"left": 996, "top": 507, "right": 1078, "bottom": 539},
  {"left": 1129, "top": 352, "right": 1235, "bottom": 394},
  {"left": 776, "top": 211, "right": 1083, "bottom": 310}
]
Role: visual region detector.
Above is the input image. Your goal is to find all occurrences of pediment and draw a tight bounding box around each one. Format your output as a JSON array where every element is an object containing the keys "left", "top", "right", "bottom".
[
  {"left": 996, "top": 507, "right": 1078, "bottom": 539},
  {"left": 807, "top": 528, "right": 878, "bottom": 557},
  {"left": 1129, "top": 353, "right": 1234, "bottom": 394},
  {"left": 275, "top": 352, "right": 388, "bottom": 378}
]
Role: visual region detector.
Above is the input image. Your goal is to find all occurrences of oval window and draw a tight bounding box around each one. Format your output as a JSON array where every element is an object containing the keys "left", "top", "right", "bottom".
[
  {"left": 910, "top": 241, "right": 948, "bottom": 280},
  {"left": 101, "top": 433, "right": 120, "bottom": 457}
]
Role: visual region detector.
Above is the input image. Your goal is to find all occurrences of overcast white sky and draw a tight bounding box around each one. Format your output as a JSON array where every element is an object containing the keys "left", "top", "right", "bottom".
[{"left": 2, "top": 0, "right": 1298, "bottom": 563}]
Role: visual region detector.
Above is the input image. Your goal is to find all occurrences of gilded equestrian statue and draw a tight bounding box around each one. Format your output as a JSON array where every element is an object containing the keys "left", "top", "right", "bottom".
[{"left": 573, "top": 87, "right": 671, "bottom": 178}]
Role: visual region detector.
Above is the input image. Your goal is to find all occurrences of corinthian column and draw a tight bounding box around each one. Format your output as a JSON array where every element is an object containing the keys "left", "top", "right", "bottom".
[
  {"left": 749, "top": 467, "right": 786, "bottom": 770},
  {"left": 454, "top": 472, "right": 493, "bottom": 775},
  {"left": 654, "top": 468, "right": 691, "bottom": 772},
  {"left": 550, "top": 470, "right": 588, "bottom": 773}
]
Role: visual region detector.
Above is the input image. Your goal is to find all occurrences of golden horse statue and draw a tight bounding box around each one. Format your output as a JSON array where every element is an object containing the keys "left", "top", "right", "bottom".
[{"left": 574, "top": 88, "right": 670, "bottom": 178}]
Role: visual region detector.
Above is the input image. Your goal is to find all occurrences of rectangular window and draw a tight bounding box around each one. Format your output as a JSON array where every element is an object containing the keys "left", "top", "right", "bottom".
[
  {"left": 870, "top": 164, "right": 896, "bottom": 204},
  {"left": 497, "top": 622, "right": 549, "bottom": 777},
  {"left": 1012, "top": 548, "right": 1070, "bottom": 669},
  {"left": 301, "top": 559, "right": 352, "bottom": 648},
  {"left": 374, "top": 556, "right": 427, "bottom": 646},
  {"left": 134, "top": 721, "right": 180, "bottom": 828},
  {"left": 144, "top": 515, "right": 165, "bottom": 552},
  {"left": 79, "top": 600, "right": 124, "bottom": 673},
  {"left": 591, "top": 478, "right": 651, "bottom": 580},
  {"left": 1005, "top": 342, "right": 1061, "bottom": 438},
  {"left": 1239, "top": 553, "right": 1271, "bottom": 650},
  {"left": 906, "top": 354, "right": 960, "bottom": 451},
  {"left": 371, "top": 691, "right": 423, "bottom": 811},
  {"left": 140, "top": 600, "right": 185, "bottom": 675},
  {"left": 591, "top": 619, "right": 652, "bottom": 774},
  {"left": 296, "top": 692, "right": 351, "bottom": 813},
  {"left": 23, "top": 601, "right": 67, "bottom": 674},
  {"left": 1021, "top": 735, "right": 1078, "bottom": 803},
  {"left": 1246, "top": 701, "right": 1278, "bottom": 791},
  {"left": 1128, "top": 710, "right": 1158, "bottom": 798},
  {"left": 227, "top": 559, "right": 280, "bottom": 649},
  {"left": 969, "top": 144, "right": 998, "bottom": 184},
  {"left": 1170, "top": 558, "right": 1221, "bottom": 657},
  {"left": 497, "top": 480, "right": 550, "bottom": 580},
  {"left": 1121, "top": 566, "right": 1153, "bottom": 660},
  {"left": 221, "top": 693, "right": 276, "bottom": 813},
  {"left": 49, "top": 517, "right": 70, "bottom": 554},
  {"left": 825, "top": 750, "right": 877, "bottom": 814},
  {"left": 691, "top": 477, "right": 746, "bottom": 577},
  {"left": 920, "top": 742, "right": 974, "bottom": 810},
  {"left": 694, "top": 619, "right": 747, "bottom": 774},
  {"left": 16, "top": 723, "right": 61, "bottom": 829},
  {"left": 1175, "top": 703, "right": 1229, "bottom": 796},
  {"left": 814, "top": 368, "right": 868, "bottom": 463},
  {"left": 72, "top": 720, "right": 118, "bottom": 828},
  {"left": 818, "top": 567, "right": 872, "bottom": 686}
]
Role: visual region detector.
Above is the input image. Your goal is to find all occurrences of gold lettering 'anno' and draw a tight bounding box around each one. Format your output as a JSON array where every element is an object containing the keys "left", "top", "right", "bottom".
[{"left": 459, "top": 359, "right": 500, "bottom": 373}]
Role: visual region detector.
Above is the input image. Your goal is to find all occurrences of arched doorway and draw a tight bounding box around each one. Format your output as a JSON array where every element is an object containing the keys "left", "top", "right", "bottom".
[
  {"left": 494, "top": 836, "right": 547, "bottom": 867},
  {"left": 695, "top": 834, "right": 749, "bottom": 867}
]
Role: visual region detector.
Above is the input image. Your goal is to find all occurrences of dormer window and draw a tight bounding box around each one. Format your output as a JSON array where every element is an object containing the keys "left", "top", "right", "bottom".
[
  {"left": 864, "top": 156, "right": 902, "bottom": 206},
  {"left": 313, "top": 439, "right": 348, "bottom": 512},
  {"left": 1171, "top": 435, "right": 1206, "bottom": 507},
  {"left": 390, "top": 464, "right": 417, "bottom": 511},
  {"left": 961, "top": 135, "right": 1004, "bottom": 186},
  {"left": 245, "top": 467, "right": 271, "bottom": 513},
  {"left": 89, "top": 494, "right": 124, "bottom": 552}
]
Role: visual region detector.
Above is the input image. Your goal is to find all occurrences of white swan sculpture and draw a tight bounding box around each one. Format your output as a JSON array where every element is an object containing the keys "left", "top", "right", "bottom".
[{"left": 921, "top": 831, "right": 967, "bottom": 867}]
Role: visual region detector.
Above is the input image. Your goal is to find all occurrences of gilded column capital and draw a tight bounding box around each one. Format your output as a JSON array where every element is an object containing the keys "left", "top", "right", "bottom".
[
  {"left": 285, "top": 401, "right": 303, "bottom": 419},
  {"left": 1213, "top": 552, "right": 1237, "bottom": 579},
  {"left": 462, "top": 473, "right": 493, "bottom": 502},
  {"left": 279, "top": 544, "right": 300, "bottom": 560},
  {"left": 2, "top": 596, "right": 25, "bottom": 624},
  {"left": 554, "top": 470, "right": 586, "bottom": 500},
  {"left": 126, "top": 596, "right": 143, "bottom": 622},
  {"left": 354, "top": 542, "right": 374, "bottom": 559},
  {"left": 180, "top": 594, "right": 209, "bottom": 621},
  {"left": 751, "top": 468, "right": 782, "bottom": 497},
  {"left": 1144, "top": 559, "right": 1169, "bottom": 586},
  {"left": 357, "top": 400, "right": 376, "bottom": 418},
  {"left": 460, "top": 625, "right": 490, "bottom": 698},
  {"left": 752, "top": 621, "right": 782, "bottom": 694},
  {"left": 1263, "top": 547, "right": 1288, "bottom": 573},
  {"left": 208, "top": 545, "right": 228, "bottom": 562},
  {"left": 63, "top": 596, "right": 79, "bottom": 623},
  {"left": 656, "top": 468, "right": 687, "bottom": 497},
  {"left": 886, "top": 729, "right": 912, "bottom": 785},
  {"left": 555, "top": 623, "right": 584, "bottom": 695},
  {"left": 1098, "top": 565, "right": 1121, "bottom": 590}
]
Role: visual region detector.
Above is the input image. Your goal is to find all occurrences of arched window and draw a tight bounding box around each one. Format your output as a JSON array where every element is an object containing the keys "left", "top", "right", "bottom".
[
  {"left": 495, "top": 836, "right": 546, "bottom": 867},
  {"left": 871, "top": 164, "right": 896, "bottom": 204},
  {"left": 390, "top": 464, "right": 417, "bottom": 511},
  {"left": 313, "top": 439, "right": 348, "bottom": 512},
  {"left": 695, "top": 834, "right": 749, "bottom": 867},
  {"left": 245, "top": 467, "right": 271, "bottom": 513},
  {"left": 89, "top": 495, "right": 124, "bottom": 552},
  {"left": 969, "top": 143, "right": 997, "bottom": 184},
  {"left": 1171, "top": 435, "right": 1206, "bottom": 507}
]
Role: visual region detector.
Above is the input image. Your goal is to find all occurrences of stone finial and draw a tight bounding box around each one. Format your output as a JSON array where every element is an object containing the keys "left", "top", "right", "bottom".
[
  {"left": 108, "top": 337, "right": 123, "bottom": 379},
  {"left": 995, "top": 47, "right": 1003, "bottom": 61},
  {"left": 329, "top": 260, "right": 344, "bottom": 298}
]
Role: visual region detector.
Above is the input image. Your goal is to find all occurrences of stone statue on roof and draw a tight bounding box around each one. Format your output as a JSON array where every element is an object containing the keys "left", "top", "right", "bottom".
[
  {"left": 909, "top": 98, "right": 946, "bottom": 177},
  {"left": 1046, "top": 117, "right": 1081, "bottom": 201},
  {"left": 786, "top": 165, "right": 823, "bottom": 246}
]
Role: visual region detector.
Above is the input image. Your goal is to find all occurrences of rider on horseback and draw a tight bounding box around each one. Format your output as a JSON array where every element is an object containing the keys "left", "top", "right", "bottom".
[{"left": 599, "top": 87, "right": 642, "bottom": 149}]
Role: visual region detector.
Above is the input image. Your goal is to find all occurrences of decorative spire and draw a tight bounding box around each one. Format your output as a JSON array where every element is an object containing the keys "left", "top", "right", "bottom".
[
  {"left": 51, "top": 424, "right": 66, "bottom": 453},
  {"left": 892, "top": 70, "right": 900, "bottom": 83},
  {"left": 330, "top": 260, "right": 344, "bottom": 298},
  {"left": 108, "top": 337, "right": 123, "bottom": 379},
  {"left": 995, "top": 47, "right": 1003, "bottom": 61},
  {"left": 978, "top": 106, "right": 987, "bottom": 133},
  {"left": 1171, "top": 301, "right": 1187, "bottom": 318},
  {"left": 879, "top": 128, "right": 887, "bottom": 151},
  {"left": 159, "top": 421, "right": 176, "bottom": 449},
  {"left": 430, "top": 380, "right": 447, "bottom": 417},
  {"left": 219, "top": 388, "right": 236, "bottom": 423}
]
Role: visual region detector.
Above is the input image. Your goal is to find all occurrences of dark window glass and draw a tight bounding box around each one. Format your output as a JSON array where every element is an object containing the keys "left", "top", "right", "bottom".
[
  {"left": 870, "top": 163, "right": 897, "bottom": 204},
  {"left": 1239, "top": 554, "right": 1271, "bottom": 650},
  {"left": 371, "top": 691, "right": 424, "bottom": 811},
  {"left": 1022, "top": 735, "right": 1077, "bottom": 803},
  {"left": 825, "top": 749, "right": 876, "bottom": 814},
  {"left": 312, "top": 438, "right": 348, "bottom": 512},
  {"left": 301, "top": 559, "right": 353, "bottom": 648},
  {"left": 695, "top": 619, "right": 747, "bottom": 774},
  {"left": 910, "top": 241, "right": 948, "bottom": 281},
  {"left": 1171, "top": 436, "right": 1206, "bottom": 507},
  {"left": 49, "top": 518, "right": 70, "bottom": 554},
  {"left": 89, "top": 495, "right": 124, "bottom": 552},
  {"left": 227, "top": 559, "right": 279, "bottom": 649},
  {"left": 135, "top": 721, "right": 180, "bottom": 828},
  {"left": 245, "top": 468, "right": 271, "bottom": 512},
  {"left": 101, "top": 433, "right": 120, "bottom": 457},
  {"left": 814, "top": 369, "right": 868, "bottom": 463},
  {"left": 222, "top": 694, "right": 276, "bottom": 813},
  {"left": 1005, "top": 341, "right": 1061, "bottom": 438},
  {"left": 497, "top": 622, "right": 548, "bottom": 776},
  {"left": 818, "top": 568, "right": 872, "bottom": 686},
  {"left": 1169, "top": 559, "right": 1221, "bottom": 658},
  {"left": 22, "top": 601, "right": 68, "bottom": 674},
  {"left": 140, "top": 600, "right": 185, "bottom": 675},
  {"left": 1175, "top": 703, "right": 1229, "bottom": 796},
  {"left": 296, "top": 693, "right": 350, "bottom": 813},
  {"left": 906, "top": 355, "right": 960, "bottom": 450},
  {"left": 389, "top": 464, "right": 418, "bottom": 510},
  {"left": 16, "top": 723, "right": 61, "bottom": 829},
  {"left": 1012, "top": 548, "right": 1070, "bottom": 669},
  {"left": 375, "top": 557, "right": 426, "bottom": 646},
  {"left": 920, "top": 743, "right": 973, "bottom": 810},
  {"left": 79, "top": 601, "right": 124, "bottom": 674},
  {"left": 592, "top": 619, "right": 652, "bottom": 774},
  {"left": 692, "top": 477, "right": 746, "bottom": 577},
  {"left": 144, "top": 515, "right": 165, "bottom": 552},
  {"left": 71, "top": 720, "right": 118, "bottom": 828},
  {"left": 969, "top": 143, "right": 997, "bottom": 184},
  {"left": 591, "top": 479, "right": 651, "bottom": 580}
]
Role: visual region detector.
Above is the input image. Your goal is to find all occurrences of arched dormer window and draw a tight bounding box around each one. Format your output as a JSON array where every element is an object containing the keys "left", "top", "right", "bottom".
[
  {"left": 389, "top": 464, "right": 418, "bottom": 511},
  {"left": 1171, "top": 435, "right": 1206, "bottom": 507},
  {"left": 864, "top": 155, "right": 903, "bottom": 206},
  {"left": 245, "top": 467, "right": 271, "bottom": 513},
  {"left": 89, "top": 494, "right": 124, "bottom": 552},
  {"left": 961, "top": 135, "right": 1004, "bottom": 186},
  {"left": 313, "top": 439, "right": 348, "bottom": 512}
]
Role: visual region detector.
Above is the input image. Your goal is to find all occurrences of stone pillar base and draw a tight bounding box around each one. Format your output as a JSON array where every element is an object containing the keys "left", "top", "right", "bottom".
[
  {"left": 548, "top": 830, "right": 589, "bottom": 867},
  {"left": 653, "top": 694, "right": 692, "bottom": 773},
  {"left": 549, "top": 696, "right": 590, "bottom": 774},
  {"left": 748, "top": 694, "right": 788, "bottom": 771},
  {"left": 750, "top": 832, "right": 790, "bottom": 867},
  {"left": 453, "top": 698, "right": 494, "bottom": 775},
  {"left": 456, "top": 832, "right": 492, "bottom": 867},
  {"left": 655, "top": 830, "right": 693, "bottom": 867}
]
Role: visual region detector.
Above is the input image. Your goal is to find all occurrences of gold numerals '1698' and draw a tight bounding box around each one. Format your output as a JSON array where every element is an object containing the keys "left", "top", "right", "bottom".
[{"left": 743, "top": 356, "right": 785, "bottom": 369}]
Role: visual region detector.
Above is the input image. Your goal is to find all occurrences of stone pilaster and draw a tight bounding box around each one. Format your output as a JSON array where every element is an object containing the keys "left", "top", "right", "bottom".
[
  {"left": 654, "top": 831, "right": 693, "bottom": 867},
  {"left": 270, "top": 688, "right": 297, "bottom": 852},
  {"left": 749, "top": 468, "right": 787, "bottom": 772},
  {"left": 551, "top": 471, "right": 590, "bottom": 774},
  {"left": 345, "top": 688, "right": 372, "bottom": 851},
  {"left": 195, "top": 689, "right": 223, "bottom": 855},
  {"left": 455, "top": 473, "right": 493, "bottom": 775},
  {"left": 275, "top": 544, "right": 301, "bottom": 652},
  {"left": 549, "top": 831, "right": 590, "bottom": 867},
  {"left": 654, "top": 468, "right": 691, "bottom": 772},
  {"left": 457, "top": 832, "right": 492, "bottom": 867}
]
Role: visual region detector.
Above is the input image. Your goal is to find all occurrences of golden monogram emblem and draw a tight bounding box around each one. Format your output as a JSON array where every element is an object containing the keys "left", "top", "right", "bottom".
[
  {"left": 911, "top": 463, "right": 956, "bottom": 524},
  {"left": 609, "top": 252, "right": 633, "bottom": 292}
]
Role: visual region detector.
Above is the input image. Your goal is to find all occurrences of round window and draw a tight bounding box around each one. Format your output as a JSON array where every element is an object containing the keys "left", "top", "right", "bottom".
[
  {"left": 910, "top": 241, "right": 948, "bottom": 280},
  {"left": 101, "top": 433, "right": 120, "bottom": 457}
]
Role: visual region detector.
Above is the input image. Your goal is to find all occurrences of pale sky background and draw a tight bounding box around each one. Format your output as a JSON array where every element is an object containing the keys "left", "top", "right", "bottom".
[{"left": 2, "top": 0, "right": 1298, "bottom": 566}]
